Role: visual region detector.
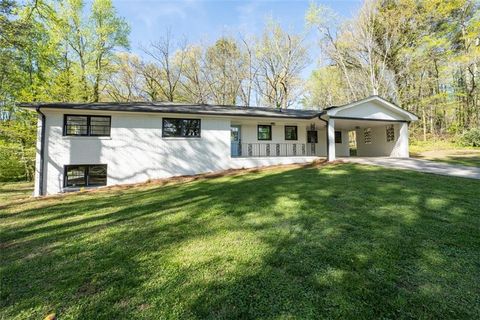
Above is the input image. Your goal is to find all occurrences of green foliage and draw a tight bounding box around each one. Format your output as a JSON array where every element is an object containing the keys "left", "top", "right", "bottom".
[
  {"left": 306, "top": 0, "right": 480, "bottom": 137},
  {"left": 0, "top": 142, "right": 28, "bottom": 181},
  {"left": 0, "top": 143, "right": 35, "bottom": 181},
  {"left": 0, "top": 109, "right": 37, "bottom": 181},
  {"left": 304, "top": 66, "right": 346, "bottom": 107},
  {"left": 459, "top": 128, "right": 480, "bottom": 147},
  {"left": 0, "top": 0, "right": 129, "bottom": 181}
]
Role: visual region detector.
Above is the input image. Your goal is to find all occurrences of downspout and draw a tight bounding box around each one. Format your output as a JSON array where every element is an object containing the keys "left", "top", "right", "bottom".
[
  {"left": 318, "top": 113, "right": 329, "bottom": 160},
  {"left": 36, "top": 106, "right": 46, "bottom": 196}
]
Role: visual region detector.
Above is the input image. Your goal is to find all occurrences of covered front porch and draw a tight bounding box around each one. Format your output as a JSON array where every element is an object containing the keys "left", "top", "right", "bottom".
[{"left": 229, "top": 117, "right": 330, "bottom": 158}]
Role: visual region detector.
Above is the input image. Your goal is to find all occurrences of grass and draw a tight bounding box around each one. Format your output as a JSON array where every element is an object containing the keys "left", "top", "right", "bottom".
[
  {"left": 409, "top": 139, "right": 461, "bottom": 154},
  {"left": 0, "top": 181, "right": 34, "bottom": 203},
  {"left": 1, "top": 163, "right": 480, "bottom": 319},
  {"left": 410, "top": 139, "right": 480, "bottom": 167},
  {"left": 420, "top": 154, "right": 480, "bottom": 167}
]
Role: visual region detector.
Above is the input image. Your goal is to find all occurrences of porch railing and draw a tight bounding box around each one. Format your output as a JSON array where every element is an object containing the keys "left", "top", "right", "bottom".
[{"left": 231, "top": 142, "right": 318, "bottom": 157}]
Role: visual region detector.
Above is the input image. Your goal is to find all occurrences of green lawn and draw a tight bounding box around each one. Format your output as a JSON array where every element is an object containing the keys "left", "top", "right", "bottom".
[
  {"left": 1, "top": 163, "right": 479, "bottom": 319},
  {"left": 423, "top": 155, "right": 480, "bottom": 167},
  {"left": 410, "top": 140, "right": 480, "bottom": 167},
  {"left": 0, "top": 181, "right": 34, "bottom": 203}
]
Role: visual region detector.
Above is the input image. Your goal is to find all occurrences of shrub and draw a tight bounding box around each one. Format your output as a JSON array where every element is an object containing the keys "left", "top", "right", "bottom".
[
  {"left": 0, "top": 142, "right": 35, "bottom": 181},
  {"left": 459, "top": 128, "right": 480, "bottom": 147}
]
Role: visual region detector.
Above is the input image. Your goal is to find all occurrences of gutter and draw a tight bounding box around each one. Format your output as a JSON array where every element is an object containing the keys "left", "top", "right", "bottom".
[
  {"left": 318, "top": 112, "right": 329, "bottom": 160},
  {"left": 36, "top": 106, "right": 46, "bottom": 196}
]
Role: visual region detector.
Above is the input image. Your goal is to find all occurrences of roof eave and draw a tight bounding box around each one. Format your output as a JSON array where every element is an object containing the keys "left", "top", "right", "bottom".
[{"left": 19, "top": 104, "right": 320, "bottom": 120}]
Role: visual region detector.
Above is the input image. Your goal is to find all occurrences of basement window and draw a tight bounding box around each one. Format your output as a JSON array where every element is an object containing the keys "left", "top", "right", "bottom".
[
  {"left": 162, "top": 118, "right": 201, "bottom": 137},
  {"left": 64, "top": 164, "right": 107, "bottom": 188},
  {"left": 335, "top": 131, "right": 342, "bottom": 144},
  {"left": 386, "top": 125, "right": 395, "bottom": 142},
  {"left": 364, "top": 128, "right": 372, "bottom": 144},
  {"left": 64, "top": 115, "right": 111, "bottom": 136}
]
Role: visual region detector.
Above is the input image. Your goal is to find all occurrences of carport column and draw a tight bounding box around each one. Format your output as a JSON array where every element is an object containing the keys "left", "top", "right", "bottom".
[
  {"left": 327, "top": 119, "right": 336, "bottom": 161},
  {"left": 398, "top": 122, "right": 409, "bottom": 157}
]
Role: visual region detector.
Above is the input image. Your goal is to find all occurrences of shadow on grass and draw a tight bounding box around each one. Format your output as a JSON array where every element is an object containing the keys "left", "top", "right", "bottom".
[
  {"left": 435, "top": 155, "right": 480, "bottom": 168},
  {"left": 1, "top": 164, "right": 479, "bottom": 319}
]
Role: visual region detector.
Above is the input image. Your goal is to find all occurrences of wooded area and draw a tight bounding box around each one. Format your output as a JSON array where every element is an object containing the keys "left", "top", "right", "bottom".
[
  {"left": 306, "top": 0, "right": 480, "bottom": 140},
  {"left": 1, "top": 0, "right": 479, "bottom": 181}
]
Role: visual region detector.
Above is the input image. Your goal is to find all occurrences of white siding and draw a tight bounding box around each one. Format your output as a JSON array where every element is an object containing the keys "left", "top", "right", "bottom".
[
  {"left": 334, "top": 100, "right": 407, "bottom": 120},
  {"left": 36, "top": 110, "right": 326, "bottom": 195},
  {"left": 38, "top": 110, "right": 231, "bottom": 195},
  {"left": 335, "top": 129, "right": 350, "bottom": 157},
  {"left": 355, "top": 123, "right": 408, "bottom": 157}
]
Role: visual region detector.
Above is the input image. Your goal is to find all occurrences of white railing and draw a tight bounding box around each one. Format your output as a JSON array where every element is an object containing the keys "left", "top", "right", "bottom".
[{"left": 231, "top": 142, "right": 318, "bottom": 157}]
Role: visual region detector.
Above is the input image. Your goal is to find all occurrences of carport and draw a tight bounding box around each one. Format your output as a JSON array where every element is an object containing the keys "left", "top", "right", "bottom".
[{"left": 320, "top": 96, "right": 418, "bottom": 161}]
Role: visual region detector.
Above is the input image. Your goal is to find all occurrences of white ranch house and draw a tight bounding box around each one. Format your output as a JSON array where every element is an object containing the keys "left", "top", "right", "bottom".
[{"left": 22, "top": 96, "right": 418, "bottom": 196}]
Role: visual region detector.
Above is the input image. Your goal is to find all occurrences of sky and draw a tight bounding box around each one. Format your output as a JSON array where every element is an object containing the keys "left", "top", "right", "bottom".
[{"left": 113, "top": 0, "right": 363, "bottom": 78}]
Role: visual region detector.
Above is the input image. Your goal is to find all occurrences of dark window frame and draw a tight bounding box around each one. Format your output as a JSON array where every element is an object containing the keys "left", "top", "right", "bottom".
[
  {"left": 162, "top": 118, "right": 201, "bottom": 138},
  {"left": 257, "top": 125, "right": 272, "bottom": 141},
  {"left": 284, "top": 126, "right": 298, "bottom": 141},
  {"left": 63, "top": 114, "right": 111, "bottom": 137},
  {"left": 64, "top": 164, "right": 107, "bottom": 188},
  {"left": 335, "top": 131, "right": 342, "bottom": 144}
]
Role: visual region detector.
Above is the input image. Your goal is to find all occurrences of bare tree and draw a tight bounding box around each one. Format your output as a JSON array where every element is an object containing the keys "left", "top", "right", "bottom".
[
  {"left": 238, "top": 35, "right": 260, "bottom": 106},
  {"left": 203, "top": 37, "right": 245, "bottom": 105},
  {"left": 141, "top": 29, "right": 186, "bottom": 102},
  {"left": 255, "top": 20, "right": 310, "bottom": 108},
  {"left": 179, "top": 45, "right": 209, "bottom": 104},
  {"left": 307, "top": 1, "right": 398, "bottom": 101},
  {"left": 105, "top": 53, "right": 143, "bottom": 101}
]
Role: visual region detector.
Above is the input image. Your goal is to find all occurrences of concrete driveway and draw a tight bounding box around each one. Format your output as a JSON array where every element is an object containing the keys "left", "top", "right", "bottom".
[{"left": 342, "top": 157, "right": 480, "bottom": 180}]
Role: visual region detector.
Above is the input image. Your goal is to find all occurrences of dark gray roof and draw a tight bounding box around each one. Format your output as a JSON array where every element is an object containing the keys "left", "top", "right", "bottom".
[{"left": 20, "top": 101, "right": 321, "bottom": 119}]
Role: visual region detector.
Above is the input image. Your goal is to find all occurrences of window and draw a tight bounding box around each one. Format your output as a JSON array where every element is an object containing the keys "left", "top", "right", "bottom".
[
  {"left": 64, "top": 115, "right": 111, "bottom": 136},
  {"left": 364, "top": 128, "right": 372, "bottom": 144},
  {"left": 257, "top": 125, "right": 272, "bottom": 140},
  {"left": 284, "top": 126, "right": 297, "bottom": 140},
  {"left": 231, "top": 126, "right": 240, "bottom": 142},
  {"left": 335, "top": 131, "right": 342, "bottom": 144},
  {"left": 386, "top": 125, "right": 395, "bottom": 142},
  {"left": 65, "top": 164, "right": 107, "bottom": 188},
  {"left": 162, "top": 118, "right": 201, "bottom": 137},
  {"left": 90, "top": 117, "right": 111, "bottom": 136}
]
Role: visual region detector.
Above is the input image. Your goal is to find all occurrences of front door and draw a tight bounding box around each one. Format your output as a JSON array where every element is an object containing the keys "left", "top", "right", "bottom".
[
  {"left": 231, "top": 125, "right": 241, "bottom": 157},
  {"left": 307, "top": 130, "right": 318, "bottom": 155},
  {"left": 307, "top": 130, "right": 318, "bottom": 143}
]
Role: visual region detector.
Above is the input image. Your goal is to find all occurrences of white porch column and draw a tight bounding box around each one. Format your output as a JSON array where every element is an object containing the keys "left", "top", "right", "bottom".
[
  {"left": 327, "top": 119, "right": 336, "bottom": 161},
  {"left": 398, "top": 122, "right": 409, "bottom": 157}
]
